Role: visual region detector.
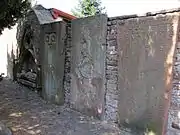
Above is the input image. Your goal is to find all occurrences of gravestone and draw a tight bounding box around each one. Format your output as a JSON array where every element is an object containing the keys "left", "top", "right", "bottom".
[
  {"left": 70, "top": 15, "right": 107, "bottom": 119},
  {"left": 117, "top": 15, "right": 179, "bottom": 134},
  {"left": 40, "top": 21, "right": 66, "bottom": 105}
]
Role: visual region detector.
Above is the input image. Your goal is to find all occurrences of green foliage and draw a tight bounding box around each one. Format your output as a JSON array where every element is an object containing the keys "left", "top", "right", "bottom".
[
  {"left": 0, "top": 0, "right": 31, "bottom": 34},
  {"left": 72, "top": 0, "right": 106, "bottom": 17}
]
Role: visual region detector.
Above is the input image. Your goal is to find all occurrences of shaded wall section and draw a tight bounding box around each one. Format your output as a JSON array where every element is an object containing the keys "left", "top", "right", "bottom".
[
  {"left": 40, "top": 21, "right": 66, "bottom": 105},
  {"left": 117, "top": 14, "right": 179, "bottom": 134},
  {"left": 15, "top": 10, "right": 41, "bottom": 88},
  {"left": 70, "top": 15, "right": 107, "bottom": 118}
]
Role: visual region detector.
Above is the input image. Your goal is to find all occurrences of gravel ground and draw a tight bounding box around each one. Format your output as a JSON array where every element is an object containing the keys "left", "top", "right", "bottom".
[
  {"left": 1, "top": 78, "right": 179, "bottom": 135},
  {"left": 4, "top": 77, "right": 180, "bottom": 135},
  {"left": 0, "top": 79, "right": 142, "bottom": 135}
]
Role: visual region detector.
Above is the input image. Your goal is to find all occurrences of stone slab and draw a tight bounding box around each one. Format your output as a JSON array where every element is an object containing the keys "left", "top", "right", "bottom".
[
  {"left": 70, "top": 15, "right": 107, "bottom": 119},
  {"left": 117, "top": 15, "right": 179, "bottom": 134},
  {"left": 40, "top": 21, "right": 66, "bottom": 105}
]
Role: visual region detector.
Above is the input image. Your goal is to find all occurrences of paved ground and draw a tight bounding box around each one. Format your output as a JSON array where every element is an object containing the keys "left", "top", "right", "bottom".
[{"left": 0, "top": 79, "right": 142, "bottom": 135}]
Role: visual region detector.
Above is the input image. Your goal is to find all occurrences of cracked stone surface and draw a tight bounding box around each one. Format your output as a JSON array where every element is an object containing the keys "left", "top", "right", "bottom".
[{"left": 0, "top": 79, "right": 141, "bottom": 135}]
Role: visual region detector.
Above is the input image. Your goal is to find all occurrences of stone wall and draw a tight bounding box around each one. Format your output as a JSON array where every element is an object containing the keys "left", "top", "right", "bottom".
[
  {"left": 16, "top": 10, "right": 41, "bottom": 88},
  {"left": 167, "top": 16, "right": 180, "bottom": 134},
  {"left": 105, "top": 15, "right": 143, "bottom": 122},
  {"left": 17, "top": 10, "right": 41, "bottom": 65},
  {"left": 104, "top": 12, "right": 180, "bottom": 135},
  {"left": 11, "top": 7, "right": 180, "bottom": 134},
  {"left": 63, "top": 21, "right": 72, "bottom": 104},
  {"left": 105, "top": 18, "right": 118, "bottom": 121}
]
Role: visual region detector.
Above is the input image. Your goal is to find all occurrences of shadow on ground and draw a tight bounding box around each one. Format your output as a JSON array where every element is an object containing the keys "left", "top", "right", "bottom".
[{"left": 0, "top": 79, "right": 142, "bottom": 135}]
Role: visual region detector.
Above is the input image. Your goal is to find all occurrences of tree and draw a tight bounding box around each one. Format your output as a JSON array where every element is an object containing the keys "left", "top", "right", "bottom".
[
  {"left": 0, "top": 0, "right": 31, "bottom": 34},
  {"left": 72, "top": 0, "right": 106, "bottom": 17}
]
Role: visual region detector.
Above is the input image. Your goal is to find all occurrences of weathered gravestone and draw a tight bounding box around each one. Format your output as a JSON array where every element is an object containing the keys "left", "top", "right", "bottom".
[
  {"left": 40, "top": 21, "right": 66, "bottom": 105},
  {"left": 70, "top": 15, "right": 107, "bottom": 119},
  {"left": 117, "top": 14, "right": 179, "bottom": 134}
]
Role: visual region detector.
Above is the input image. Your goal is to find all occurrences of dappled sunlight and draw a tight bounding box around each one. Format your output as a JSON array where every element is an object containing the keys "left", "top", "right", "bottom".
[
  {"left": 177, "top": 111, "right": 180, "bottom": 119},
  {"left": 28, "top": 124, "right": 40, "bottom": 130},
  {"left": 30, "top": 116, "right": 38, "bottom": 119},
  {"left": 6, "top": 116, "right": 42, "bottom": 134},
  {"left": 11, "top": 124, "right": 41, "bottom": 135},
  {"left": 103, "top": 133, "right": 118, "bottom": 135},
  {"left": 26, "top": 129, "right": 41, "bottom": 134},
  {"left": 145, "top": 130, "right": 156, "bottom": 135},
  {"left": 9, "top": 112, "right": 23, "bottom": 117},
  {"left": 79, "top": 120, "right": 87, "bottom": 124}
]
